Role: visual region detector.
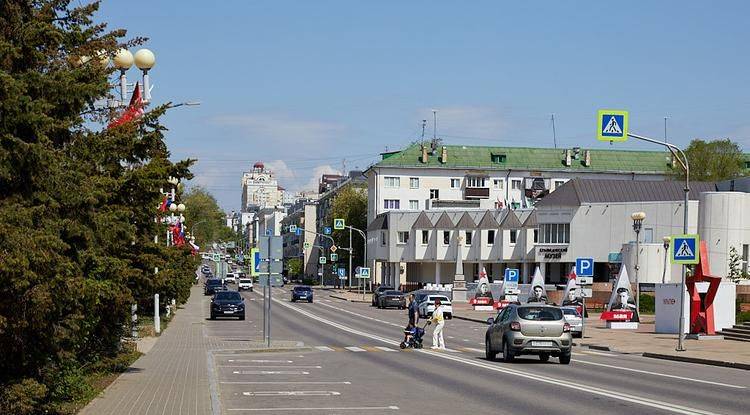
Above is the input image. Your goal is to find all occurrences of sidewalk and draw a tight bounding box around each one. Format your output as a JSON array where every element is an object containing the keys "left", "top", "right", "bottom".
[
  {"left": 453, "top": 304, "right": 750, "bottom": 370},
  {"left": 81, "top": 284, "right": 301, "bottom": 415},
  {"left": 326, "top": 288, "right": 371, "bottom": 303}
]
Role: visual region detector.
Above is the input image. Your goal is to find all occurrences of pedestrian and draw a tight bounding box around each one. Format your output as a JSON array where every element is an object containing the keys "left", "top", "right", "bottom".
[
  {"left": 403, "top": 294, "right": 419, "bottom": 343},
  {"left": 430, "top": 298, "right": 446, "bottom": 350}
]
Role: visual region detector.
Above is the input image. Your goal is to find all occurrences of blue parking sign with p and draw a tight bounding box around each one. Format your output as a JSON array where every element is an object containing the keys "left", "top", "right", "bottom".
[
  {"left": 504, "top": 268, "right": 519, "bottom": 282},
  {"left": 576, "top": 257, "right": 594, "bottom": 277}
]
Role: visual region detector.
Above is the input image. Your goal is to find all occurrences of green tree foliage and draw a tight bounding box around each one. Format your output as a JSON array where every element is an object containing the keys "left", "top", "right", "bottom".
[
  {"left": 328, "top": 186, "right": 368, "bottom": 268},
  {"left": 678, "top": 139, "right": 745, "bottom": 182},
  {"left": 286, "top": 257, "right": 303, "bottom": 277},
  {"left": 182, "top": 186, "right": 236, "bottom": 247},
  {"left": 0, "top": 1, "right": 198, "bottom": 412},
  {"left": 727, "top": 246, "right": 748, "bottom": 283}
]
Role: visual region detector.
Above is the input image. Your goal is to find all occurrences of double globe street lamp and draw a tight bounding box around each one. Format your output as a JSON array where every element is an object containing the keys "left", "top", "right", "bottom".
[
  {"left": 631, "top": 211, "right": 646, "bottom": 313},
  {"left": 112, "top": 48, "right": 156, "bottom": 105}
]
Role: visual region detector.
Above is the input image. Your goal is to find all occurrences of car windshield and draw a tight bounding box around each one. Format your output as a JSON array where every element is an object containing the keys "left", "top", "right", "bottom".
[
  {"left": 215, "top": 292, "right": 241, "bottom": 301},
  {"left": 294, "top": 287, "right": 311, "bottom": 292},
  {"left": 385, "top": 291, "right": 402, "bottom": 296},
  {"left": 378, "top": 287, "right": 393, "bottom": 292},
  {"left": 562, "top": 308, "right": 580, "bottom": 317},
  {"left": 239, "top": 279, "right": 252, "bottom": 283},
  {"left": 518, "top": 307, "right": 563, "bottom": 321},
  {"left": 206, "top": 279, "right": 222, "bottom": 286},
  {"left": 429, "top": 296, "right": 449, "bottom": 303}
]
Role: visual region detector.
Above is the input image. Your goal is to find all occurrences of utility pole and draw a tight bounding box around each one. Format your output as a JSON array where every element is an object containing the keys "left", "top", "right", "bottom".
[
  {"left": 348, "top": 227, "right": 353, "bottom": 291},
  {"left": 551, "top": 113, "right": 557, "bottom": 149}
]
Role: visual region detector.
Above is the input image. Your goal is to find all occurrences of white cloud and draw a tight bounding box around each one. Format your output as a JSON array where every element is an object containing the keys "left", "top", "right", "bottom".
[
  {"left": 211, "top": 113, "right": 347, "bottom": 148},
  {"left": 417, "top": 106, "right": 508, "bottom": 140},
  {"left": 302, "top": 164, "right": 341, "bottom": 192}
]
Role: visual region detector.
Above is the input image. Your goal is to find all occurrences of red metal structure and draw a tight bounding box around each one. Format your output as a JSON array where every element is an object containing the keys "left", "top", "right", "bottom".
[{"left": 686, "top": 241, "right": 722, "bottom": 335}]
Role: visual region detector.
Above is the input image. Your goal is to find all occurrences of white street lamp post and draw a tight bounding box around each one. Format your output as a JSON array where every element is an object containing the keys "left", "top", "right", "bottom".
[
  {"left": 134, "top": 48, "right": 156, "bottom": 103},
  {"left": 631, "top": 211, "right": 646, "bottom": 313}
]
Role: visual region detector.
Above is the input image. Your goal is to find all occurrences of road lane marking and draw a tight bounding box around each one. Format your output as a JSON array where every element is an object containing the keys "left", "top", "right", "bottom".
[
  {"left": 344, "top": 346, "right": 366, "bottom": 352},
  {"left": 273, "top": 297, "right": 722, "bottom": 415},
  {"left": 221, "top": 365, "right": 321, "bottom": 369},
  {"left": 571, "top": 359, "right": 745, "bottom": 389},
  {"left": 242, "top": 391, "right": 341, "bottom": 397},
  {"left": 375, "top": 346, "right": 396, "bottom": 352},
  {"left": 228, "top": 406, "right": 399, "bottom": 412},
  {"left": 578, "top": 350, "right": 616, "bottom": 357},
  {"left": 227, "top": 360, "right": 294, "bottom": 363},
  {"left": 222, "top": 381, "right": 352, "bottom": 385},
  {"left": 459, "top": 347, "right": 485, "bottom": 353},
  {"left": 315, "top": 301, "right": 403, "bottom": 328},
  {"left": 232, "top": 370, "right": 309, "bottom": 375},
  {"left": 315, "top": 346, "right": 334, "bottom": 351}
]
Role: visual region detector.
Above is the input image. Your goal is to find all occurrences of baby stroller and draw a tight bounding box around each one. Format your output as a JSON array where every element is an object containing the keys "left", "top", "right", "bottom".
[{"left": 400, "top": 322, "right": 429, "bottom": 349}]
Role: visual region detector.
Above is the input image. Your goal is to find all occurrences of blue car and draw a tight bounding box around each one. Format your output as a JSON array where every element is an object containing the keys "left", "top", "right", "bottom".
[{"left": 291, "top": 286, "right": 313, "bottom": 303}]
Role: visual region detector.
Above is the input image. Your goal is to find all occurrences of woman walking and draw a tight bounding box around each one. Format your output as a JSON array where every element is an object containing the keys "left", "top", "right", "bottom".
[{"left": 430, "top": 298, "right": 446, "bottom": 350}]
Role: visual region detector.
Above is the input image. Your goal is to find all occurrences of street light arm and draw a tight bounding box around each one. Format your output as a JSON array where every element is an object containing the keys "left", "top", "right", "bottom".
[{"left": 627, "top": 133, "right": 689, "bottom": 190}]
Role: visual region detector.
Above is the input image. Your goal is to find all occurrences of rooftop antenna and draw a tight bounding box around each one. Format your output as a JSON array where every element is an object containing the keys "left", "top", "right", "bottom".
[
  {"left": 551, "top": 113, "right": 558, "bottom": 149},
  {"left": 421, "top": 119, "right": 427, "bottom": 141},
  {"left": 664, "top": 116, "right": 668, "bottom": 144}
]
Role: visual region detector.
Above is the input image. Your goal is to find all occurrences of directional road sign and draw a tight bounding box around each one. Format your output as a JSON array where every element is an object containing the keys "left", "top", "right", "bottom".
[
  {"left": 259, "top": 236, "right": 283, "bottom": 260},
  {"left": 251, "top": 248, "right": 261, "bottom": 277},
  {"left": 575, "top": 257, "right": 595, "bottom": 277},
  {"left": 258, "top": 260, "right": 283, "bottom": 275},
  {"left": 671, "top": 234, "right": 700, "bottom": 264},
  {"left": 334, "top": 218, "right": 345, "bottom": 230},
  {"left": 337, "top": 267, "right": 347, "bottom": 279},
  {"left": 319, "top": 256, "right": 327, "bottom": 265},
  {"left": 323, "top": 226, "right": 332, "bottom": 235},
  {"left": 597, "top": 109, "right": 628, "bottom": 142},
  {"left": 289, "top": 225, "right": 297, "bottom": 233},
  {"left": 504, "top": 268, "right": 519, "bottom": 291},
  {"left": 330, "top": 253, "right": 338, "bottom": 262}
]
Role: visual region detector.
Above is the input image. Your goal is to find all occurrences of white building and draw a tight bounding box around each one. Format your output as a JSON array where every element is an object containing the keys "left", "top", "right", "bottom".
[
  {"left": 281, "top": 202, "right": 318, "bottom": 278},
  {"left": 241, "top": 162, "right": 284, "bottom": 212}
]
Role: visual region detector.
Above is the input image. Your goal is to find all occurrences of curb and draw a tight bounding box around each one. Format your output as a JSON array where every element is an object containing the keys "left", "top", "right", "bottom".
[
  {"left": 329, "top": 294, "right": 370, "bottom": 303},
  {"left": 642, "top": 352, "right": 750, "bottom": 371},
  {"left": 453, "top": 314, "right": 490, "bottom": 325}
]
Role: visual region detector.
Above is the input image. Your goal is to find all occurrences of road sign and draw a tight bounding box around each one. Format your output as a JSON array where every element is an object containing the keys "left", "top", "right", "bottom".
[
  {"left": 289, "top": 225, "right": 297, "bottom": 233},
  {"left": 258, "top": 259, "right": 283, "bottom": 275},
  {"left": 212, "top": 253, "right": 221, "bottom": 262},
  {"left": 295, "top": 228, "right": 303, "bottom": 236},
  {"left": 503, "top": 268, "right": 519, "bottom": 291},
  {"left": 575, "top": 257, "right": 595, "bottom": 277},
  {"left": 303, "top": 242, "right": 311, "bottom": 249},
  {"left": 334, "top": 218, "right": 345, "bottom": 230},
  {"left": 259, "top": 236, "right": 283, "bottom": 260},
  {"left": 358, "top": 267, "right": 371, "bottom": 279},
  {"left": 671, "top": 234, "right": 700, "bottom": 264},
  {"left": 319, "top": 256, "right": 327, "bottom": 265},
  {"left": 330, "top": 253, "right": 338, "bottom": 262},
  {"left": 251, "top": 248, "right": 260, "bottom": 276},
  {"left": 577, "top": 276, "right": 594, "bottom": 285},
  {"left": 265, "top": 229, "right": 272, "bottom": 236},
  {"left": 258, "top": 275, "right": 284, "bottom": 287},
  {"left": 597, "top": 109, "right": 628, "bottom": 142},
  {"left": 581, "top": 287, "right": 593, "bottom": 298},
  {"left": 323, "top": 226, "right": 332, "bottom": 235},
  {"left": 330, "top": 245, "right": 337, "bottom": 253},
  {"left": 337, "top": 267, "right": 346, "bottom": 279}
]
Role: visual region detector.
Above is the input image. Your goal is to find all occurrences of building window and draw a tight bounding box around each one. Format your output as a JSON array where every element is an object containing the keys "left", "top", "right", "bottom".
[
  {"left": 538, "top": 223, "right": 570, "bottom": 244},
  {"left": 643, "top": 228, "right": 654, "bottom": 243},
  {"left": 381, "top": 231, "right": 386, "bottom": 246},
  {"left": 511, "top": 179, "right": 522, "bottom": 190},
  {"left": 409, "top": 200, "right": 419, "bottom": 210},
  {"left": 384, "top": 176, "right": 400, "bottom": 188},
  {"left": 510, "top": 229, "right": 518, "bottom": 244},
  {"left": 443, "top": 231, "right": 451, "bottom": 245},
  {"left": 742, "top": 244, "right": 749, "bottom": 275},
  {"left": 397, "top": 231, "right": 409, "bottom": 244},
  {"left": 450, "top": 179, "right": 460, "bottom": 189},
  {"left": 430, "top": 189, "right": 440, "bottom": 199},
  {"left": 487, "top": 230, "right": 495, "bottom": 245},
  {"left": 422, "top": 230, "right": 429, "bottom": 245},
  {"left": 533, "top": 228, "right": 539, "bottom": 244},
  {"left": 491, "top": 153, "right": 506, "bottom": 163},
  {"left": 493, "top": 179, "right": 504, "bottom": 190},
  {"left": 466, "top": 176, "right": 487, "bottom": 188},
  {"left": 409, "top": 178, "right": 419, "bottom": 189},
  {"left": 384, "top": 199, "right": 400, "bottom": 209},
  {"left": 465, "top": 231, "right": 473, "bottom": 246},
  {"left": 554, "top": 180, "right": 566, "bottom": 189}
]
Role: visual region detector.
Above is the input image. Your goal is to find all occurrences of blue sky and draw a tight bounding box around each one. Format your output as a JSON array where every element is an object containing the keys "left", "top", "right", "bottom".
[{"left": 98, "top": 1, "right": 750, "bottom": 210}]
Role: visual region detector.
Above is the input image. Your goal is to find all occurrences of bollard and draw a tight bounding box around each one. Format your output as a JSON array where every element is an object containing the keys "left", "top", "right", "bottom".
[
  {"left": 154, "top": 294, "right": 161, "bottom": 334},
  {"left": 131, "top": 304, "right": 138, "bottom": 338}
]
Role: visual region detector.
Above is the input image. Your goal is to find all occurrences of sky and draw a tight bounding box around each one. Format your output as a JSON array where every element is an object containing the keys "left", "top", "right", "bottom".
[{"left": 97, "top": 0, "right": 750, "bottom": 211}]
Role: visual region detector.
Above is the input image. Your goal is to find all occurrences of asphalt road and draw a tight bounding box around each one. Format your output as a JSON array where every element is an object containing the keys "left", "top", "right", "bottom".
[{"left": 206, "top": 285, "right": 750, "bottom": 415}]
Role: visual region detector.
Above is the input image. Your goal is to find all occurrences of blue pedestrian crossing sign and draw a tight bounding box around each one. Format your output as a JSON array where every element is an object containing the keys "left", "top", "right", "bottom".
[
  {"left": 671, "top": 234, "right": 700, "bottom": 264},
  {"left": 575, "top": 257, "right": 595, "bottom": 277},
  {"left": 597, "top": 109, "right": 628, "bottom": 142},
  {"left": 334, "top": 218, "right": 346, "bottom": 230}
]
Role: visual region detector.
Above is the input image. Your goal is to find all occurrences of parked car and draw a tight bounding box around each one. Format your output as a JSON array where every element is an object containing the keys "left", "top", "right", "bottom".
[
  {"left": 201, "top": 266, "right": 211, "bottom": 275},
  {"left": 291, "top": 286, "right": 313, "bottom": 303},
  {"left": 371, "top": 286, "right": 394, "bottom": 306},
  {"left": 418, "top": 295, "right": 453, "bottom": 319},
  {"left": 378, "top": 290, "right": 406, "bottom": 309},
  {"left": 485, "top": 304, "right": 572, "bottom": 364},
  {"left": 210, "top": 291, "right": 245, "bottom": 320},
  {"left": 238, "top": 277, "right": 254, "bottom": 292},
  {"left": 561, "top": 307, "right": 583, "bottom": 338},
  {"left": 204, "top": 278, "right": 226, "bottom": 296}
]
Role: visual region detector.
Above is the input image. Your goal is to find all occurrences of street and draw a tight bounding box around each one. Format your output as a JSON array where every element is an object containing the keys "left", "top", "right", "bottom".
[{"left": 205, "top": 286, "right": 750, "bottom": 415}]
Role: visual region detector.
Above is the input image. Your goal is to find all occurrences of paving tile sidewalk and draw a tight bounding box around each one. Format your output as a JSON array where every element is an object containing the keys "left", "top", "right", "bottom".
[{"left": 453, "top": 304, "right": 750, "bottom": 369}]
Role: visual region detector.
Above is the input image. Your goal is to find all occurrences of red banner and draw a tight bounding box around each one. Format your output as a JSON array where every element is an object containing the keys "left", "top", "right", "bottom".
[
  {"left": 470, "top": 297, "right": 493, "bottom": 306},
  {"left": 600, "top": 310, "right": 634, "bottom": 322}
]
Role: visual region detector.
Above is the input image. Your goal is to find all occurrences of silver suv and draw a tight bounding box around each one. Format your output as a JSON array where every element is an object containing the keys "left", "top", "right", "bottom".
[{"left": 485, "top": 304, "right": 572, "bottom": 364}]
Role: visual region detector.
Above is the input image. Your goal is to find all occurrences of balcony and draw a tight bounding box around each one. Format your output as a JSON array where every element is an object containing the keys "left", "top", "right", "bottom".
[{"left": 464, "top": 187, "right": 490, "bottom": 199}]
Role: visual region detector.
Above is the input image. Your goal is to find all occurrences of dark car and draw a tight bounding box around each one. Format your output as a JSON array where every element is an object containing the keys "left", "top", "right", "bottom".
[
  {"left": 201, "top": 266, "right": 211, "bottom": 275},
  {"left": 291, "top": 286, "right": 313, "bottom": 303},
  {"left": 378, "top": 290, "right": 406, "bottom": 309},
  {"left": 210, "top": 291, "right": 245, "bottom": 320},
  {"left": 204, "top": 278, "right": 226, "bottom": 296},
  {"left": 371, "top": 286, "right": 394, "bottom": 306}
]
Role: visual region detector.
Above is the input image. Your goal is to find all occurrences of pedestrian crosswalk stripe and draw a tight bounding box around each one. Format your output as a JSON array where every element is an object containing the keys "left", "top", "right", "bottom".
[
  {"left": 344, "top": 346, "right": 366, "bottom": 352},
  {"left": 375, "top": 346, "right": 397, "bottom": 352},
  {"left": 315, "top": 346, "right": 334, "bottom": 351}
]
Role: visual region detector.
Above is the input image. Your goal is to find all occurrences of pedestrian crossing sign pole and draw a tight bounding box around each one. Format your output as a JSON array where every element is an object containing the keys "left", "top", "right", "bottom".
[
  {"left": 597, "top": 109, "right": 629, "bottom": 142},
  {"left": 671, "top": 234, "right": 700, "bottom": 265}
]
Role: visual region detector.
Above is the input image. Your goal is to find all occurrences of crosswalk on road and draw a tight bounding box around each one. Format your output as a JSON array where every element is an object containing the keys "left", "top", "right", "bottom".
[{"left": 313, "top": 345, "right": 486, "bottom": 353}]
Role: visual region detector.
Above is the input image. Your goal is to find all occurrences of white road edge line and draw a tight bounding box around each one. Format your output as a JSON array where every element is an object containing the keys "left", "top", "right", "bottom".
[
  {"left": 227, "top": 406, "right": 399, "bottom": 412},
  {"left": 221, "top": 381, "right": 352, "bottom": 385},
  {"left": 272, "top": 296, "right": 720, "bottom": 415}
]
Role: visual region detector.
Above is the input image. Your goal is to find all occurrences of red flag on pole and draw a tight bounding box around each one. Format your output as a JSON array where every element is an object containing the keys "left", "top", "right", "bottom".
[{"left": 108, "top": 81, "right": 145, "bottom": 128}]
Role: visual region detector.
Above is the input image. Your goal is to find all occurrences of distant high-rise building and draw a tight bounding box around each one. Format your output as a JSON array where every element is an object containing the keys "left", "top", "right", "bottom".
[{"left": 241, "top": 162, "right": 284, "bottom": 212}]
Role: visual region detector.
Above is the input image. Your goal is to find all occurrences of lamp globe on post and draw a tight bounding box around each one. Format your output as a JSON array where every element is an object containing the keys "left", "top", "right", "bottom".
[
  {"left": 169, "top": 203, "right": 178, "bottom": 213},
  {"left": 134, "top": 48, "right": 156, "bottom": 103},
  {"left": 177, "top": 203, "right": 186, "bottom": 213},
  {"left": 662, "top": 236, "right": 672, "bottom": 284},
  {"left": 630, "top": 211, "right": 646, "bottom": 312},
  {"left": 113, "top": 49, "right": 134, "bottom": 104}
]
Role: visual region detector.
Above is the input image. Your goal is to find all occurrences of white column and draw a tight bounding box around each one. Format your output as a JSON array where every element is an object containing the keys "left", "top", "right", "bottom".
[{"left": 435, "top": 262, "right": 442, "bottom": 285}]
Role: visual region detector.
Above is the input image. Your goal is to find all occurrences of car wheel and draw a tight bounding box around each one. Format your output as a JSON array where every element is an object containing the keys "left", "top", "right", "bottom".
[
  {"left": 239, "top": 313, "right": 245, "bottom": 321},
  {"left": 250, "top": 288, "right": 253, "bottom": 292},
  {"left": 559, "top": 352, "right": 571, "bottom": 365},
  {"left": 485, "top": 338, "right": 496, "bottom": 361},
  {"left": 308, "top": 299, "right": 313, "bottom": 303},
  {"left": 210, "top": 313, "right": 215, "bottom": 320},
  {"left": 539, "top": 353, "right": 550, "bottom": 362},
  {"left": 502, "top": 339, "right": 515, "bottom": 363},
  {"left": 291, "top": 298, "right": 295, "bottom": 302}
]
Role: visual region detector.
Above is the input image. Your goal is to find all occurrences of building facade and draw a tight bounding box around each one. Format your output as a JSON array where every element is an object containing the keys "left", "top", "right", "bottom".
[
  {"left": 241, "top": 162, "right": 284, "bottom": 213},
  {"left": 281, "top": 201, "right": 318, "bottom": 277}
]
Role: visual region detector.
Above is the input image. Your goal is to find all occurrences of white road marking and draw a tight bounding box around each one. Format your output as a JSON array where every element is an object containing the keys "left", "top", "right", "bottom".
[
  {"left": 222, "top": 381, "right": 351, "bottom": 385},
  {"left": 221, "top": 365, "right": 321, "bottom": 369},
  {"left": 375, "top": 346, "right": 397, "bottom": 352},
  {"left": 228, "top": 406, "right": 399, "bottom": 412},
  {"left": 232, "top": 370, "right": 309, "bottom": 375},
  {"left": 571, "top": 359, "right": 746, "bottom": 389},
  {"left": 315, "top": 346, "right": 334, "bottom": 351},
  {"left": 578, "top": 350, "right": 616, "bottom": 357},
  {"left": 242, "top": 391, "right": 341, "bottom": 397},
  {"left": 315, "top": 301, "right": 403, "bottom": 328},
  {"left": 344, "top": 346, "right": 366, "bottom": 352},
  {"left": 447, "top": 336, "right": 455, "bottom": 339},
  {"left": 227, "top": 360, "right": 294, "bottom": 363},
  {"left": 274, "top": 297, "right": 722, "bottom": 415},
  {"left": 462, "top": 347, "right": 485, "bottom": 353}
]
